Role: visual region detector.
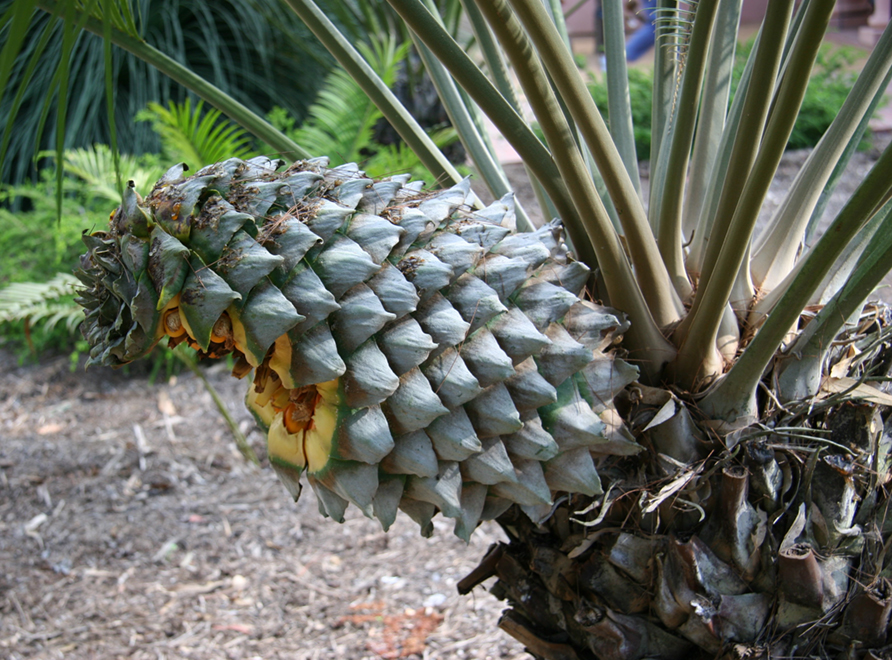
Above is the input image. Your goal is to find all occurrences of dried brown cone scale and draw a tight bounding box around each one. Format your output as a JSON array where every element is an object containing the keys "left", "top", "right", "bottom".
[{"left": 76, "top": 156, "right": 638, "bottom": 541}]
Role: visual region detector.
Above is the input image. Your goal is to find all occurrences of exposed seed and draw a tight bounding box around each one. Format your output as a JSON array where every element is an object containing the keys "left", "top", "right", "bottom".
[
  {"left": 211, "top": 313, "right": 233, "bottom": 343},
  {"left": 164, "top": 309, "right": 186, "bottom": 338}
]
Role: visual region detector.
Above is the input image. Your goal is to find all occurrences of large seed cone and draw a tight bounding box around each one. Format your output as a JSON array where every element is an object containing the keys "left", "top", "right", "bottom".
[
  {"left": 76, "top": 156, "right": 639, "bottom": 541},
  {"left": 463, "top": 380, "right": 892, "bottom": 658}
]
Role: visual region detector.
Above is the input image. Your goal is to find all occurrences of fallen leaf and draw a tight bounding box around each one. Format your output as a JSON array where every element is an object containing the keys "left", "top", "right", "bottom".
[
  {"left": 212, "top": 623, "right": 253, "bottom": 634},
  {"left": 24, "top": 513, "right": 48, "bottom": 532},
  {"left": 829, "top": 345, "right": 860, "bottom": 379},
  {"left": 157, "top": 390, "right": 177, "bottom": 416},
  {"left": 643, "top": 397, "right": 678, "bottom": 431},
  {"left": 347, "top": 602, "right": 443, "bottom": 658},
  {"left": 822, "top": 377, "right": 892, "bottom": 406}
]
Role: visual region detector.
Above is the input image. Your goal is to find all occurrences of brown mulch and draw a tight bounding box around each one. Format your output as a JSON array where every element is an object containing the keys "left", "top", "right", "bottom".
[{"left": 0, "top": 351, "right": 526, "bottom": 659}]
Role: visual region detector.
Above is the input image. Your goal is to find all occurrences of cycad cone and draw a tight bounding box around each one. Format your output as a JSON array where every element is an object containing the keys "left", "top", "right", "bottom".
[{"left": 76, "top": 156, "right": 639, "bottom": 540}]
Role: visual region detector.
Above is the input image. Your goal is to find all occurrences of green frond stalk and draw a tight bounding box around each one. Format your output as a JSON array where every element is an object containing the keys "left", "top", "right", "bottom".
[
  {"left": 681, "top": 0, "right": 741, "bottom": 245},
  {"left": 506, "top": 0, "right": 684, "bottom": 328},
  {"left": 102, "top": 0, "right": 122, "bottom": 200},
  {"left": 544, "top": 0, "right": 571, "bottom": 49},
  {"left": 775, "top": 200, "right": 892, "bottom": 402},
  {"left": 654, "top": 0, "right": 719, "bottom": 300},
  {"left": 470, "top": 0, "right": 599, "bottom": 263},
  {"left": 460, "top": 0, "right": 558, "bottom": 223},
  {"left": 669, "top": 0, "right": 795, "bottom": 388},
  {"left": 601, "top": 0, "right": 642, "bottom": 194},
  {"left": 701, "top": 141, "right": 892, "bottom": 424},
  {"left": 649, "top": 0, "right": 678, "bottom": 183},
  {"left": 673, "top": 0, "right": 836, "bottom": 387},
  {"left": 685, "top": 24, "right": 759, "bottom": 275},
  {"left": 282, "top": 0, "right": 470, "bottom": 189},
  {"left": 460, "top": 0, "right": 515, "bottom": 102},
  {"left": 751, "top": 22, "right": 892, "bottom": 294},
  {"left": 381, "top": 0, "right": 586, "bottom": 243},
  {"left": 406, "top": 2, "right": 533, "bottom": 230},
  {"left": 285, "top": 37, "right": 408, "bottom": 167},
  {"left": 472, "top": 0, "right": 676, "bottom": 378},
  {"left": 689, "top": 0, "right": 793, "bottom": 300}
]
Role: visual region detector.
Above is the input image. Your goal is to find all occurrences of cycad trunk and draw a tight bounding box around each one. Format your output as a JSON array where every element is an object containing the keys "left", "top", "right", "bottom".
[{"left": 465, "top": 397, "right": 892, "bottom": 659}]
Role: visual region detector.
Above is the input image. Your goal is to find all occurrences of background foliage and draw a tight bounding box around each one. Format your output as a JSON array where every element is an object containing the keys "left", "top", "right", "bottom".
[
  {"left": 0, "top": 0, "right": 333, "bottom": 185},
  {"left": 589, "top": 41, "right": 870, "bottom": 160}
]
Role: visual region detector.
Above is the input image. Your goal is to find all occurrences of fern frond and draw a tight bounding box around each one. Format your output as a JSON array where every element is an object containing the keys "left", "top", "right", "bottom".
[
  {"left": 293, "top": 36, "right": 411, "bottom": 165},
  {"left": 136, "top": 98, "right": 256, "bottom": 168},
  {"left": 0, "top": 273, "right": 81, "bottom": 332},
  {"left": 58, "top": 144, "right": 164, "bottom": 202},
  {"left": 362, "top": 127, "right": 459, "bottom": 182}
]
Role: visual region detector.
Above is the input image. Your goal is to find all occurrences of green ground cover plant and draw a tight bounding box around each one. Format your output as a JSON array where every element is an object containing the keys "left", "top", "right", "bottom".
[{"left": 0, "top": 148, "right": 162, "bottom": 358}]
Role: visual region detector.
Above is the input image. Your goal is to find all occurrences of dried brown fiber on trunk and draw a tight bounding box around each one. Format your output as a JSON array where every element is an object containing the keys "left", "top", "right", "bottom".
[{"left": 469, "top": 397, "right": 892, "bottom": 660}]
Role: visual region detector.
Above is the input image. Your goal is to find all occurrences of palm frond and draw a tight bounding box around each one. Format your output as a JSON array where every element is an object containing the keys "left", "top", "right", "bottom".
[{"left": 0, "top": 0, "right": 335, "bottom": 185}]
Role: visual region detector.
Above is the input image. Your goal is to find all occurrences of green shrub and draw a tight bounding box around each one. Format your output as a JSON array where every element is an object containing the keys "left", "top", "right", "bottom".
[
  {"left": 0, "top": 180, "right": 94, "bottom": 357},
  {"left": 589, "top": 41, "right": 870, "bottom": 161},
  {"left": 0, "top": 186, "right": 94, "bottom": 287}
]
